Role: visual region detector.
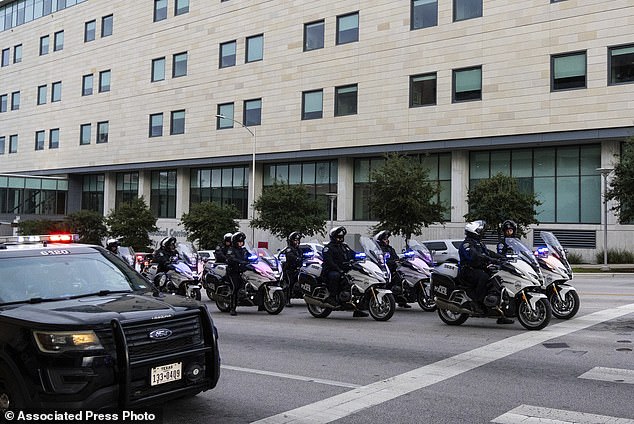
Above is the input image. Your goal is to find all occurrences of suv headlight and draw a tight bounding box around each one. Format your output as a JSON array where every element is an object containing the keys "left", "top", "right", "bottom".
[{"left": 33, "top": 330, "right": 104, "bottom": 353}]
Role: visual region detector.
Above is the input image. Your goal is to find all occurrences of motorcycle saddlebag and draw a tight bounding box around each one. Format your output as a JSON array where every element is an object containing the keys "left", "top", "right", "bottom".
[
  {"left": 430, "top": 272, "right": 457, "bottom": 301},
  {"left": 298, "top": 271, "right": 320, "bottom": 294}
]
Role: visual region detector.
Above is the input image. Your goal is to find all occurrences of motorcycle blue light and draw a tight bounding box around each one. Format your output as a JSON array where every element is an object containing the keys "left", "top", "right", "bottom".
[
  {"left": 248, "top": 254, "right": 258, "bottom": 262},
  {"left": 403, "top": 250, "right": 415, "bottom": 258},
  {"left": 354, "top": 252, "right": 366, "bottom": 260}
]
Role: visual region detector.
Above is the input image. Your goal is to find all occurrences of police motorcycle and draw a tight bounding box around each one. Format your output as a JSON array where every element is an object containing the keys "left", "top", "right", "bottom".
[
  {"left": 208, "top": 244, "right": 285, "bottom": 314},
  {"left": 432, "top": 238, "right": 552, "bottom": 330},
  {"left": 392, "top": 239, "right": 436, "bottom": 311},
  {"left": 299, "top": 236, "right": 396, "bottom": 321},
  {"left": 144, "top": 242, "right": 203, "bottom": 301},
  {"left": 534, "top": 231, "right": 579, "bottom": 319},
  {"left": 279, "top": 241, "right": 324, "bottom": 302}
]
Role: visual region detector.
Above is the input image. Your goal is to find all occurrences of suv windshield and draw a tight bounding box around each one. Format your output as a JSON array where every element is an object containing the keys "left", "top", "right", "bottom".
[{"left": 0, "top": 251, "right": 150, "bottom": 305}]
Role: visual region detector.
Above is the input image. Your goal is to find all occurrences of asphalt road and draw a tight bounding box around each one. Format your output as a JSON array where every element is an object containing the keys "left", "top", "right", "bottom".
[{"left": 163, "top": 274, "right": 634, "bottom": 424}]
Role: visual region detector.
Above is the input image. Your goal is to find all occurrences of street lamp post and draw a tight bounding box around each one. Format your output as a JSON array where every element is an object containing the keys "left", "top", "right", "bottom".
[
  {"left": 325, "top": 193, "right": 337, "bottom": 230},
  {"left": 216, "top": 114, "right": 256, "bottom": 242},
  {"left": 596, "top": 167, "right": 613, "bottom": 271}
]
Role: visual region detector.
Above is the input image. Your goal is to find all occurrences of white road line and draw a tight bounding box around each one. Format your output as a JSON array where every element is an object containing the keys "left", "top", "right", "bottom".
[
  {"left": 492, "top": 404, "right": 634, "bottom": 424},
  {"left": 251, "top": 303, "right": 634, "bottom": 424},
  {"left": 579, "top": 366, "right": 634, "bottom": 385},
  {"left": 221, "top": 365, "right": 361, "bottom": 389}
]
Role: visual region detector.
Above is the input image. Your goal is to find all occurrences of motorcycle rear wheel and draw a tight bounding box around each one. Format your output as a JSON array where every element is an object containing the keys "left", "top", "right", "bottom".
[
  {"left": 549, "top": 290, "right": 579, "bottom": 320},
  {"left": 368, "top": 293, "right": 396, "bottom": 321},
  {"left": 437, "top": 308, "right": 469, "bottom": 326},
  {"left": 307, "top": 303, "right": 332, "bottom": 318},
  {"left": 190, "top": 288, "right": 202, "bottom": 301},
  {"left": 264, "top": 291, "right": 285, "bottom": 315},
  {"left": 416, "top": 282, "right": 437, "bottom": 312},
  {"left": 215, "top": 297, "right": 231, "bottom": 313},
  {"left": 205, "top": 288, "right": 215, "bottom": 301},
  {"left": 517, "top": 297, "right": 552, "bottom": 330}
]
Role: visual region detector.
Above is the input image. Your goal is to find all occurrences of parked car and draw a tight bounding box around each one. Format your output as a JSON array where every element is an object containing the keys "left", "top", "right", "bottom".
[
  {"left": 420, "top": 239, "right": 462, "bottom": 264},
  {"left": 198, "top": 250, "right": 216, "bottom": 263}
]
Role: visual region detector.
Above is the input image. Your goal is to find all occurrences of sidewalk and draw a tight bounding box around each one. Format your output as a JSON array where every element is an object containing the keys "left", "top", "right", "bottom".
[{"left": 573, "top": 264, "right": 634, "bottom": 276}]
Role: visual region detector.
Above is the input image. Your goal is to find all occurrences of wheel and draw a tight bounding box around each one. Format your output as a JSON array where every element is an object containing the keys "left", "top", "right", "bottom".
[
  {"left": 307, "top": 303, "right": 332, "bottom": 318},
  {"left": 205, "top": 288, "right": 215, "bottom": 301},
  {"left": 264, "top": 290, "right": 285, "bottom": 315},
  {"left": 368, "top": 293, "right": 396, "bottom": 321},
  {"left": 0, "top": 371, "right": 25, "bottom": 412},
  {"left": 190, "top": 288, "right": 202, "bottom": 301},
  {"left": 517, "top": 297, "right": 552, "bottom": 330},
  {"left": 549, "top": 289, "right": 580, "bottom": 320},
  {"left": 416, "top": 282, "right": 437, "bottom": 312},
  {"left": 215, "top": 297, "right": 231, "bottom": 313},
  {"left": 437, "top": 307, "right": 469, "bottom": 326}
]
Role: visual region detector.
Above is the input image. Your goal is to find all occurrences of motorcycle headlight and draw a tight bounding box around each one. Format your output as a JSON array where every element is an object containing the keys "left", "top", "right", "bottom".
[{"left": 34, "top": 330, "right": 104, "bottom": 353}]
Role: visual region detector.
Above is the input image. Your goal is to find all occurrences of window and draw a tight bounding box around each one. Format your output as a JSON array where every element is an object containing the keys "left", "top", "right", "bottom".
[
  {"left": 243, "top": 99, "right": 261, "bottom": 126},
  {"left": 453, "top": 0, "right": 482, "bottom": 22},
  {"left": 39, "top": 35, "right": 49, "bottom": 55},
  {"left": 410, "top": 73, "right": 437, "bottom": 107},
  {"left": 49, "top": 128, "right": 59, "bottom": 149},
  {"left": 190, "top": 166, "right": 249, "bottom": 218},
  {"left": 35, "top": 131, "right": 45, "bottom": 151},
  {"left": 97, "top": 121, "right": 109, "bottom": 143},
  {"left": 115, "top": 172, "right": 139, "bottom": 209},
  {"left": 154, "top": 0, "right": 167, "bottom": 22},
  {"left": 609, "top": 44, "right": 634, "bottom": 85},
  {"left": 170, "top": 110, "right": 185, "bottom": 135},
  {"left": 9, "top": 135, "right": 18, "bottom": 154},
  {"left": 217, "top": 103, "right": 234, "bottom": 129},
  {"left": 101, "top": 14, "right": 113, "bottom": 37},
  {"left": 84, "top": 20, "right": 96, "bottom": 42},
  {"left": 99, "top": 70, "right": 111, "bottom": 92},
  {"left": 13, "top": 44, "right": 22, "bottom": 63},
  {"left": 151, "top": 57, "right": 165, "bottom": 82},
  {"left": 302, "top": 90, "right": 323, "bottom": 120},
  {"left": 0, "top": 94, "right": 7, "bottom": 112},
  {"left": 11, "top": 91, "right": 20, "bottom": 110},
  {"left": 175, "top": 0, "right": 189, "bottom": 16},
  {"left": 220, "top": 41, "right": 236, "bottom": 68},
  {"left": 1, "top": 48, "right": 8, "bottom": 66},
  {"left": 149, "top": 113, "right": 163, "bottom": 137},
  {"left": 304, "top": 20, "right": 324, "bottom": 51},
  {"left": 172, "top": 52, "right": 187, "bottom": 77},
  {"left": 412, "top": 0, "right": 438, "bottom": 30},
  {"left": 82, "top": 74, "right": 93, "bottom": 96},
  {"left": 81, "top": 174, "right": 104, "bottom": 213},
  {"left": 246, "top": 34, "right": 263, "bottom": 63},
  {"left": 551, "top": 51, "right": 586, "bottom": 91},
  {"left": 150, "top": 170, "right": 176, "bottom": 218},
  {"left": 80, "top": 123, "right": 91, "bottom": 145},
  {"left": 37, "top": 85, "right": 47, "bottom": 105},
  {"left": 337, "top": 12, "right": 359, "bottom": 45},
  {"left": 453, "top": 66, "right": 481, "bottom": 102},
  {"left": 335, "top": 84, "right": 357, "bottom": 116},
  {"left": 51, "top": 81, "right": 62, "bottom": 102},
  {"left": 0, "top": 137, "right": 4, "bottom": 155},
  {"left": 54, "top": 30, "right": 64, "bottom": 51}
]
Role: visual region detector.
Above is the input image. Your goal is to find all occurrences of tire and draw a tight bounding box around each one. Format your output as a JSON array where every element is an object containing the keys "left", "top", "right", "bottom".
[
  {"left": 517, "top": 297, "right": 552, "bottom": 330},
  {"left": 190, "top": 288, "right": 202, "bottom": 301},
  {"left": 368, "top": 293, "right": 396, "bottom": 321},
  {"left": 307, "top": 303, "right": 332, "bottom": 318},
  {"left": 549, "top": 289, "right": 580, "bottom": 320},
  {"left": 416, "top": 282, "right": 437, "bottom": 312},
  {"left": 437, "top": 307, "right": 469, "bottom": 326},
  {"left": 0, "top": 371, "right": 25, "bottom": 412},
  {"left": 205, "top": 288, "right": 215, "bottom": 301},
  {"left": 215, "top": 297, "right": 231, "bottom": 313},
  {"left": 264, "top": 290, "right": 285, "bottom": 315}
]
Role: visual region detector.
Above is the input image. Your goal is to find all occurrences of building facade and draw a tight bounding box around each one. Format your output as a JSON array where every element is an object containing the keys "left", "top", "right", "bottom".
[{"left": 1, "top": 0, "right": 633, "bottom": 259}]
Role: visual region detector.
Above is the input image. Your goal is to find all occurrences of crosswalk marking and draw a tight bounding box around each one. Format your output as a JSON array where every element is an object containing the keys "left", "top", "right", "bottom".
[
  {"left": 579, "top": 366, "right": 634, "bottom": 385},
  {"left": 492, "top": 404, "right": 634, "bottom": 424}
]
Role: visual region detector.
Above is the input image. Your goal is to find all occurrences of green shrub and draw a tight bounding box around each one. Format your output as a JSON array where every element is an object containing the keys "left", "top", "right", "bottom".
[
  {"left": 566, "top": 252, "right": 583, "bottom": 264},
  {"left": 595, "top": 249, "right": 634, "bottom": 264}
]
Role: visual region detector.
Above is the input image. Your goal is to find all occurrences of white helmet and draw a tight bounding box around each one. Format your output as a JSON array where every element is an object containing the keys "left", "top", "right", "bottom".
[{"left": 465, "top": 220, "right": 486, "bottom": 239}]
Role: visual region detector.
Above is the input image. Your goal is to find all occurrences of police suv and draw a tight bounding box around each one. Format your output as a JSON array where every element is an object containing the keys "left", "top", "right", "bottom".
[{"left": 0, "top": 234, "right": 220, "bottom": 411}]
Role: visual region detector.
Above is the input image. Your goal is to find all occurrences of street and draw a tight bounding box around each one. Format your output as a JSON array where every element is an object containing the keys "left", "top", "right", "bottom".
[{"left": 164, "top": 275, "right": 634, "bottom": 424}]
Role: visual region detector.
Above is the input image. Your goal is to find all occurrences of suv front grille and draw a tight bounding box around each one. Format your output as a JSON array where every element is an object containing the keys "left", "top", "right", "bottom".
[{"left": 122, "top": 315, "right": 203, "bottom": 360}]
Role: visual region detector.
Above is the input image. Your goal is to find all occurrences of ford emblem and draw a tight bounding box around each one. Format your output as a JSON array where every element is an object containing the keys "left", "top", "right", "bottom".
[{"left": 149, "top": 328, "right": 173, "bottom": 340}]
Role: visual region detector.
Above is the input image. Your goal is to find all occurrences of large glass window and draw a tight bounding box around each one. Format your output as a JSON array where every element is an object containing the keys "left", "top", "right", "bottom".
[
  {"left": 220, "top": 41, "right": 236, "bottom": 68},
  {"left": 337, "top": 12, "right": 359, "bottom": 45},
  {"left": 153, "top": 0, "right": 167, "bottom": 22},
  {"left": 335, "top": 84, "right": 357, "bottom": 116},
  {"left": 149, "top": 113, "right": 163, "bottom": 137},
  {"left": 172, "top": 52, "right": 187, "bottom": 77},
  {"left": 453, "top": 66, "right": 481, "bottom": 102},
  {"left": 81, "top": 174, "right": 104, "bottom": 213},
  {"left": 411, "top": 0, "right": 438, "bottom": 30},
  {"left": 453, "top": 0, "right": 482, "bottom": 22},
  {"left": 552, "top": 51, "right": 586, "bottom": 91},
  {"left": 152, "top": 57, "right": 165, "bottom": 82},
  {"left": 80, "top": 123, "right": 91, "bottom": 145},
  {"left": 115, "top": 172, "right": 139, "bottom": 209},
  {"left": 49, "top": 128, "right": 59, "bottom": 149},
  {"left": 217, "top": 103, "right": 234, "bottom": 129},
  {"left": 99, "top": 70, "right": 111, "bottom": 92},
  {"left": 0, "top": 176, "right": 68, "bottom": 215},
  {"left": 302, "top": 90, "right": 323, "bottom": 120},
  {"left": 608, "top": 44, "right": 634, "bottom": 85},
  {"left": 151, "top": 170, "right": 176, "bottom": 218},
  {"left": 170, "top": 110, "right": 185, "bottom": 134},
  {"left": 243, "top": 99, "right": 261, "bottom": 126},
  {"left": 101, "top": 14, "right": 113, "bottom": 37},
  {"left": 54, "top": 30, "right": 63, "bottom": 51},
  {"left": 410, "top": 73, "right": 437, "bottom": 107},
  {"left": 84, "top": 20, "right": 96, "bottom": 42},
  {"left": 304, "top": 20, "right": 324, "bottom": 51},
  {"left": 190, "top": 167, "right": 249, "bottom": 218},
  {"left": 246, "top": 34, "right": 263, "bottom": 63},
  {"left": 35, "top": 131, "right": 45, "bottom": 151}
]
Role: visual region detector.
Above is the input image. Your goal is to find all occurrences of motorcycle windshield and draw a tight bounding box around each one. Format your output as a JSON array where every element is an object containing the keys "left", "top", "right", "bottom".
[
  {"left": 540, "top": 231, "right": 571, "bottom": 273},
  {"left": 505, "top": 238, "right": 539, "bottom": 268},
  {"left": 408, "top": 240, "right": 434, "bottom": 265},
  {"left": 258, "top": 247, "right": 281, "bottom": 271},
  {"left": 360, "top": 236, "right": 389, "bottom": 274},
  {"left": 176, "top": 242, "right": 198, "bottom": 268}
]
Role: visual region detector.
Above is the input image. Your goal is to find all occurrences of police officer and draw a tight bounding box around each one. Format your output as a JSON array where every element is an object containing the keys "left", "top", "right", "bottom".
[
  {"left": 321, "top": 226, "right": 368, "bottom": 318},
  {"left": 374, "top": 230, "right": 410, "bottom": 308},
  {"left": 281, "top": 232, "right": 303, "bottom": 307},
  {"left": 226, "top": 232, "right": 251, "bottom": 316},
  {"left": 106, "top": 238, "right": 120, "bottom": 256},
  {"left": 215, "top": 232, "right": 233, "bottom": 263},
  {"left": 458, "top": 220, "right": 513, "bottom": 324},
  {"left": 153, "top": 236, "right": 178, "bottom": 273},
  {"left": 496, "top": 219, "right": 518, "bottom": 256}
]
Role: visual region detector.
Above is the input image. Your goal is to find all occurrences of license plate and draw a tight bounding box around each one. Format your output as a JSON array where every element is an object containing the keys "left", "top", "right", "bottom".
[{"left": 150, "top": 362, "right": 182, "bottom": 386}]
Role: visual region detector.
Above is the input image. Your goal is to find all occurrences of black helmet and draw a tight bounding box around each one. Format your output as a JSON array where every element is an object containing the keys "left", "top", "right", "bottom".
[
  {"left": 465, "top": 220, "right": 486, "bottom": 240},
  {"left": 287, "top": 232, "right": 302, "bottom": 244},
  {"left": 231, "top": 231, "right": 246, "bottom": 246},
  {"left": 223, "top": 232, "right": 233, "bottom": 243},
  {"left": 329, "top": 226, "right": 347, "bottom": 242},
  {"left": 160, "top": 236, "right": 177, "bottom": 251},
  {"left": 106, "top": 238, "right": 120, "bottom": 251},
  {"left": 501, "top": 220, "right": 517, "bottom": 234},
  {"left": 374, "top": 230, "right": 391, "bottom": 245}
]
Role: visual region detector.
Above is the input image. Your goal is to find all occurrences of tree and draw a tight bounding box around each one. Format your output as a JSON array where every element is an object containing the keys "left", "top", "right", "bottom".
[
  {"left": 251, "top": 183, "right": 327, "bottom": 241},
  {"left": 464, "top": 173, "right": 541, "bottom": 237},
  {"left": 606, "top": 137, "right": 634, "bottom": 224},
  {"left": 180, "top": 202, "right": 240, "bottom": 250},
  {"left": 17, "top": 219, "right": 65, "bottom": 236},
  {"left": 105, "top": 197, "right": 157, "bottom": 251},
  {"left": 369, "top": 153, "right": 447, "bottom": 245},
  {"left": 64, "top": 210, "right": 108, "bottom": 245}
]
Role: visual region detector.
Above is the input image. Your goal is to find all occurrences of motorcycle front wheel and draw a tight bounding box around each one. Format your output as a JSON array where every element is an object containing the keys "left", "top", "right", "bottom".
[
  {"left": 437, "top": 307, "right": 469, "bottom": 326},
  {"left": 264, "top": 290, "right": 285, "bottom": 315},
  {"left": 215, "top": 297, "right": 231, "bottom": 312},
  {"left": 417, "top": 282, "right": 437, "bottom": 312},
  {"left": 517, "top": 297, "right": 552, "bottom": 330},
  {"left": 307, "top": 303, "right": 332, "bottom": 318},
  {"left": 368, "top": 293, "right": 396, "bottom": 321},
  {"left": 549, "top": 289, "right": 580, "bottom": 320}
]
